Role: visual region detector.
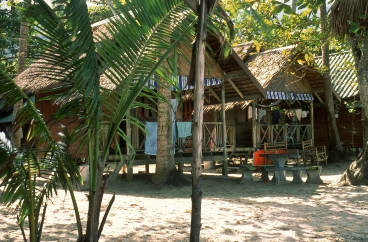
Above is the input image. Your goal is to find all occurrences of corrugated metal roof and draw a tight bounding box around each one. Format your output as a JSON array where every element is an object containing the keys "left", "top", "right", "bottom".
[{"left": 316, "top": 52, "right": 358, "bottom": 98}]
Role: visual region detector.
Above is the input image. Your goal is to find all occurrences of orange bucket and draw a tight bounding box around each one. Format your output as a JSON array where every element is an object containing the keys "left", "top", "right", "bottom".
[{"left": 253, "top": 149, "right": 288, "bottom": 166}]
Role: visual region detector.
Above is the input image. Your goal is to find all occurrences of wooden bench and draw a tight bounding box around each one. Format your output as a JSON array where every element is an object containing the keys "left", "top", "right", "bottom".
[{"left": 302, "top": 140, "right": 327, "bottom": 166}]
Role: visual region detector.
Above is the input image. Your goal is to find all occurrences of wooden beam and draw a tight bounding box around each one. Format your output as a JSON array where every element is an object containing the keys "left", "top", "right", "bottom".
[
  {"left": 286, "top": 100, "right": 292, "bottom": 108},
  {"left": 332, "top": 88, "right": 341, "bottom": 103},
  {"left": 208, "top": 87, "right": 221, "bottom": 102},
  {"left": 220, "top": 94, "right": 264, "bottom": 103},
  {"left": 314, "top": 93, "right": 324, "bottom": 105},
  {"left": 204, "top": 95, "right": 210, "bottom": 103},
  {"left": 223, "top": 71, "right": 248, "bottom": 80},
  {"left": 313, "top": 88, "right": 324, "bottom": 93},
  {"left": 230, "top": 51, "right": 266, "bottom": 97},
  {"left": 228, "top": 79, "right": 244, "bottom": 99}
]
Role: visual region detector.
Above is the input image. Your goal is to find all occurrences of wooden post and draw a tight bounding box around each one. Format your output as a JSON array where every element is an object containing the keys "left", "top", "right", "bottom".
[
  {"left": 234, "top": 114, "right": 237, "bottom": 150},
  {"left": 252, "top": 101, "right": 257, "bottom": 149},
  {"left": 126, "top": 114, "right": 133, "bottom": 182},
  {"left": 296, "top": 125, "right": 300, "bottom": 143},
  {"left": 221, "top": 80, "right": 228, "bottom": 176},
  {"left": 310, "top": 101, "right": 314, "bottom": 145},
  {"left": 190, "top": 0, "right": 207, "bottom": 241},
  {"left": 191, "top": 5, "right": 206, "bottom": 185}
]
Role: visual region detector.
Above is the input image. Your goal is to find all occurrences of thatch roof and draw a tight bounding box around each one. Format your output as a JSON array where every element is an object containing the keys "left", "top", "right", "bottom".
[
  {"left": 14, "top": 16, "right": 266, "bottom": 105},
  {"left": 330, "top": 0, "right": 368, "bottom": 39},
  {"left": 233, "top": 42, "right": 256, "bottom": 60},
  {"left": 14, "top": 19, "right": 118, "bottom": 93},
  {"left": 13, "top": 58, "right": 68, "bottom": 93},
  {"left": 14, "top": 15, "right": 331, "bottom": 112},
  {"left": 245, "top": 45, "right": 317, "bottom": 93},
  {"left": 204, "top": 100, "right": 251, "bottom": 113}
]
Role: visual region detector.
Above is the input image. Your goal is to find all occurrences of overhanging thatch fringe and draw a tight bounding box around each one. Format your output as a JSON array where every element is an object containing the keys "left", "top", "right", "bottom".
[{"left": 330, "top": 0, "right": 368, "bottom": 39}]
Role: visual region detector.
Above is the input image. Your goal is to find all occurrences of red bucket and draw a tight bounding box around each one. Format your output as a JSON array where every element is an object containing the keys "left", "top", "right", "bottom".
[{"left": 253, "top": 149, "right": 288, "bottom": 166}]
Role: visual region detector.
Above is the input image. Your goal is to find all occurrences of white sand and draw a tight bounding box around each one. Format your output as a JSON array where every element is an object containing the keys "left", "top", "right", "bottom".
[{"left": 1, "top": 161, "right": 368, "bottom": 241}]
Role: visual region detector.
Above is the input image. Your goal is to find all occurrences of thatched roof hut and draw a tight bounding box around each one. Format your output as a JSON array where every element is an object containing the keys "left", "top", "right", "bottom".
[{"left": 13, "top": 16, "right": 335, "bottom": 110}]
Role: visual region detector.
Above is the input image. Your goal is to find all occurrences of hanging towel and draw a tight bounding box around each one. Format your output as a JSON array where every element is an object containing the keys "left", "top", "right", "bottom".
[
  {"left": 144, "top": 122, "right": 176, "bottom": 155},
  {"left": 257, "top": 109, "right": 266, "bottom": 122},
  {"left": 295, "top": 109, "right": 302, "bottom": 121},
  {"left": 301, "top": 111, "right": 309, "bottom": 118},
  {"left": 145, "top": 122, "right": 158, "bottom": 155},
  {"left": 172, "top": 122, "right": 177, "bottom": 145},
  {"left": 177, "top": 122, "right": 192, "bottom": 138}
]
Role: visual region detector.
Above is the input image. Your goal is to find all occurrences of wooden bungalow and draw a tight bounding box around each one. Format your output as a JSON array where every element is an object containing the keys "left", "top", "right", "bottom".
[
  {"left": 180, "top": 43, "right": 339, "bottom": 154},
  {"left": 2, "top": 17, "right": 341, "bottom": 174},
  {"left": 314, "top": 51, "right": 363, "bottom": 149}
]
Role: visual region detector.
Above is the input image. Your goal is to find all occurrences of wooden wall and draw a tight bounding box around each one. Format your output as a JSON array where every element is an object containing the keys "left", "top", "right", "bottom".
[
  {"left": 36, "top": 93, "right": 88, "bottom": 159},
  {"left": 314, "top": 105, "right": 363, "bottom": 149}
]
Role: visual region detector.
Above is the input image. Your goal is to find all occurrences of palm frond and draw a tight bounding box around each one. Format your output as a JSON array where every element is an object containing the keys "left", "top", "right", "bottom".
[
  {"left": 0, "top": 70, "right": 54, "bottom": 148},
  {"left": 96, "top": 0, "right": 197, "bottom": 161}
]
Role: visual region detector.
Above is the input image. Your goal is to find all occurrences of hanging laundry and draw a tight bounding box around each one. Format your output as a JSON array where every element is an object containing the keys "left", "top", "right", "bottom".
[
  {"left": 301, "top": 111, "right": 309, "bottom": 118},
  {"left": 145, "top": 122, "right": 158, "bottom": 155},
  {"left": 258, "top": 108, "right": 266, "bottom": 122},
  {"left": 248, "top": 106, "right": 252, "bottom": 119},
  {"left": 145, "top": 122, "right": 176, "bottom": 155},
  {"left": 177, "top": 122, "right": 192, "bottom": 138},
  {"left": 272, "top": 109, "right": 280, "bottom": 124},
  {"left": 295, "top": 109, "right": 302, "bottom": 121}
]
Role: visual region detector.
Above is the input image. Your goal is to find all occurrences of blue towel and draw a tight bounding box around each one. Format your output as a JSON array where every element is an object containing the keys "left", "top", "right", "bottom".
[
  {"left": 177, "top": 122, "right": 192, "bottom": 138},
  {"left": 144, "top": 122, "right": 176, "bottom": 155},
  {"left": 145, "top": 122, "right": 158, "bottom": 155}
]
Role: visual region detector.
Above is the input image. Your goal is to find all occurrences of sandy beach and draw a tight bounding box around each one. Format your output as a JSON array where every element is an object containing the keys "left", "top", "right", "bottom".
[{"left": 1, "top": 159, "right": 368, "bottom": 242}]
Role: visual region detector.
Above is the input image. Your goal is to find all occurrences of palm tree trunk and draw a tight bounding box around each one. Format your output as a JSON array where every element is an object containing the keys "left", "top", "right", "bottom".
[
  {"left": 152, "top": 80, "right": 175, "bottom": 185},
  {"left": 339, "top": 37, "right": 368, "bottom": 185},
  {"left": 12, "top": 21, "right": 29, "bottom": 149},
  {"left": 320, "top": 0, "right": 345, "bottom": 162}
]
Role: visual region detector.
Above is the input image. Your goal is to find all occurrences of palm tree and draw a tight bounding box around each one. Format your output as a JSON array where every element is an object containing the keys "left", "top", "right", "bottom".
[
  {"left": 1, "top": 0, "right": 198, "bottom": 241},
  {"left": 330, "top": 0, "right": 368, "bottom": 185},
  {"left": 320, "top": 0, "right": 346, "bottom": 163}
]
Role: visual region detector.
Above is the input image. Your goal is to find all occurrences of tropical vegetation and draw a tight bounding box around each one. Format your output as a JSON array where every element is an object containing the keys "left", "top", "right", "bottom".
[
  {"left": 2, "top": 0, "right": 368, "bottom": 241},
  {"left": 0, "top": 0, "right": 200, "bottom": 240}
]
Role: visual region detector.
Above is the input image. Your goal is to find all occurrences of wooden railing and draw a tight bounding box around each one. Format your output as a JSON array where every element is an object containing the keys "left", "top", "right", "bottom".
[
  {"left": 256, "top": 124, "right": 312, "bottom": 148},
  {"left": 176, "top": 122, "right": 234, "bottom": 152}
]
